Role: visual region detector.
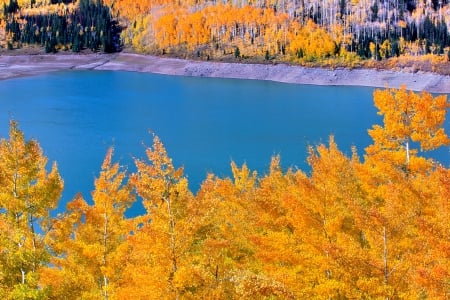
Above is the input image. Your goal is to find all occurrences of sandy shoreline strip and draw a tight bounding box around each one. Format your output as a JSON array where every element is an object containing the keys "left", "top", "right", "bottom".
[{"left": 0, "top": 53, "right": 449, "bottom": 93}]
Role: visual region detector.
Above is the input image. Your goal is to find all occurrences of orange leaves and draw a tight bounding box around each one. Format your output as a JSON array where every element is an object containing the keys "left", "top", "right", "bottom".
[
  {"left": 154, "top": 11, "right": 179, "bottom": 49},
  {"left": 231, "top": 270, "right": 296, "bottom": 299},
  {"left": 125, "top": 2, "right": 340, "bottom": 61}
]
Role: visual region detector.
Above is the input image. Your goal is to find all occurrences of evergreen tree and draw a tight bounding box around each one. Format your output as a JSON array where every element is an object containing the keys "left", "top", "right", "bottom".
[{"left": 234, "top": 46, "right": 240, "bottom": 58}]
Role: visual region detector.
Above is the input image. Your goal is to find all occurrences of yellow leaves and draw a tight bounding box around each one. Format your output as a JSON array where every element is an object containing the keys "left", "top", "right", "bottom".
[
  {"left": 0, "top": 121, "right": 63, "bottom": 297},
  {"left": 121, "top": 133, "right": 196, "bottom": 298},
  {"left": 1, "top": 104, "right": 449, "bottom": 299},
  {"left": 379, "top": 39, "right": 392, "bottom": 59},
  {"left": 367, "top": 125, "right": 396, "bottom": 151},
  {"left": 230, "top": 270, "right": 295, "bottom": 299},
  {"left": 131, "top": 135, "right": 190, "bottom": 227},
  {"left": 364, "top": 86, "right": 449, "bottom": 205},
  {"left": 369, "top": 86, "right": 450, "bottom": 164},
  {"left": 407, "top": 156, "right": 433, "bottom": 173},
  {"left": 231, "top": 161, "right": 256, "bottom": 193},
  {"left": 41, "top": 147, "right": 135, "bottom": 299},
  {"left": 311, "top": 279, "right": 347, "bottom": 300},
  {"left": 172, "top": 265, "right": 212, "bottom": 298},
  {"left": 411, "top": 91, "right": 450, "bottom": 151},
  {"left": 128, "top": 2, "right": 343, "bottom": 62},
  {"left": 0, "top": 121, "right": 63, "bottom": 219},
  {"left": 289, "top": 19, "right": 336, "bottom": 61},
  {"left": 355, "top": 277, "right": 387, "bottom": 298}
]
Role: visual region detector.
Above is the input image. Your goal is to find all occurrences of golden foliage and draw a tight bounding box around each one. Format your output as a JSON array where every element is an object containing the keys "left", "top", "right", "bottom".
[
  {"left": 1, "top": 87, "right": 449, "bottom": 298},
  {"left": 0, "top": 121, "right": 63, "bottom": 298}
]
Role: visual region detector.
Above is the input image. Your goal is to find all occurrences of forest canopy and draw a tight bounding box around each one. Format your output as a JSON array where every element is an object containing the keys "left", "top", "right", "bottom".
[
  {"left": 0, "top": 87, "right": 448, "bottom": 299},
  {"left": 2, "top": 0, "right": 121, "bottom": 52}
]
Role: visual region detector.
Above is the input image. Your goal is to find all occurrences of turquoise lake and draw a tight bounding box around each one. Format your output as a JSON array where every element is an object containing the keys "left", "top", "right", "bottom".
[{"left": 0, "top": 71, "right": 448, "bottom": 215}]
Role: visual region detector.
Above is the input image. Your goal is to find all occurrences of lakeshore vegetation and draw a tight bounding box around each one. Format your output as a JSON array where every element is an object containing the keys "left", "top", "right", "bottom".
[
  {"left": 1, "top": 0, "right": 450, "bottom": 69},
  {"left": 0, "top": 87, "right": 448, "bottom": 299}
]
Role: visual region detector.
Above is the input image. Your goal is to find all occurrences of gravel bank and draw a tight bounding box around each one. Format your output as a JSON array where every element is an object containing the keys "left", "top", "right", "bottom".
[{"left": 0, "top": 53, "right": 449, "bottom": 93}]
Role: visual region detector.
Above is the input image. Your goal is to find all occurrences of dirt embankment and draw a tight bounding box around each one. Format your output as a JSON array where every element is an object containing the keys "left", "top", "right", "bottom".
[{"left": 0, "top": 53, "right": 449, "bottom": 93}]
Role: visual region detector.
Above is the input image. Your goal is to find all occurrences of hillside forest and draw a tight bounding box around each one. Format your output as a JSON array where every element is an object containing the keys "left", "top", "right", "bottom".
[
  {"left": 0, "top": 87, "right": 448, "bottom": 299},
  {"left": 1, "top": 0, "right": 450, "bottom": 67}
]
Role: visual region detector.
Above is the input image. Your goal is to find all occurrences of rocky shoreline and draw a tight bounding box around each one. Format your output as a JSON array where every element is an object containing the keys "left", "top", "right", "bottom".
[{"left": 0, "top": 53, "right": 449, "bottom": 93}]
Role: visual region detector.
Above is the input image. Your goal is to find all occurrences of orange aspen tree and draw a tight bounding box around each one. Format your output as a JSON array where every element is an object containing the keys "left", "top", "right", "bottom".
[
  {"left": 407, "top": 166, "right": 450, "bottom": 299},
  {"left": 0, "top": 121, "right": 63, "bottom": 298},
  {"left": 190, "top": 161, "right": 294, "bottom": 299},
  {"left": 293, "top": 137, "right": 367, "bottom": 298},
  {"left": 355, "top": 165, "right": 425, "bottom": 298}
]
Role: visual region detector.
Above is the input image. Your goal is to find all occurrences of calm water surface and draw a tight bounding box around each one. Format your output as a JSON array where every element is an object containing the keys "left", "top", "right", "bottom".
[{"left": 0, "top": 71, "right": 448, "bottom": 215}]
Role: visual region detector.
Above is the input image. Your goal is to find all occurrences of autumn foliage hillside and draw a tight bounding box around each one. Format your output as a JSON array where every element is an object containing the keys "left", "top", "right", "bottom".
[
  {"left": 0, "top": 87, "right": 448, "bottom": 299},
  {"left": 111, "top": 0, "right": 450, "bottom": 64},
  {"left": 2, "top": 0, "right": 450, "bottom": 69}
]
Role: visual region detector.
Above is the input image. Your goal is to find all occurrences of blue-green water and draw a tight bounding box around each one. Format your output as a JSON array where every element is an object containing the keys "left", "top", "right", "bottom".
[{"left": 0, "top": 71, "right": 448, "bottom": 215}]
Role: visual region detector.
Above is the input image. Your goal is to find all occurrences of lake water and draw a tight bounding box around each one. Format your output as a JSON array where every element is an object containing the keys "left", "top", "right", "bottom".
[{"left": 0, "top": 71, "right": 448, "bottom": 215}]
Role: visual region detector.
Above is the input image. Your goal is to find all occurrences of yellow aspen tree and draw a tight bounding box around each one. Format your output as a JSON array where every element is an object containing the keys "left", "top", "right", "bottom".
[
  {"left": 288, "top": 20, "right": 336, "bottom": 61},
  {"left": 366, "top": 86, "right": 449, "bottom": 166},
  {"left": 0, "top": 121, "right": 63, "bottom": 299},
  {"left": 250, "top": 156, "right": 306, "bottom": 298},
  {"left": 154, "top": 12, "right": 178, "bottom": 51},
  {"left": 41, "top": 148, "right": 134, "bottom": 299},
  {"left": 186, "top": 172, "right": 257, "bottom": 298},
  {"left": 356, "top": 87, "right": 450, "bottom": 298},
  {"left": 190, "top": 161, "right": 294, "bottom": 299},
  {"left": 125, "top": 134, "right": 193, "bottom": 298},
  {"left": 293, "top": 137, "right": 367, "bottom": 298}
]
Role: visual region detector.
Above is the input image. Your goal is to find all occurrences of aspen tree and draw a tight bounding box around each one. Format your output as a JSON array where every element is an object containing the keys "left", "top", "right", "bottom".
[{"left": 0, "top": 121, "right": 63, "bottom": 298}]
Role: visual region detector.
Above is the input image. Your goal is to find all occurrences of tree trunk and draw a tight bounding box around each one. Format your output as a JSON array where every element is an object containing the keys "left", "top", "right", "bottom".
[
  {"left": 103, "top": 210, "right": 109, "bottom": 300},
  {"left": 405, "top": 140, "right": 410, "bottom": 164},
  {"left": 21, "top": 268, "right": 26, "bottom": 285},
  {"left": 383, "top": 226, "right": 390, "bottom": 300},
  {"left": 166, "top": 195, "right": 177, "bottom": 275}
]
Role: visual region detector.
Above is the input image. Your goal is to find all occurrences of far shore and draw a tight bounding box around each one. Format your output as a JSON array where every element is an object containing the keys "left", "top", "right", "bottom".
[{"left": 0, "top": 52, "right": 449, "bottom": 93}]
